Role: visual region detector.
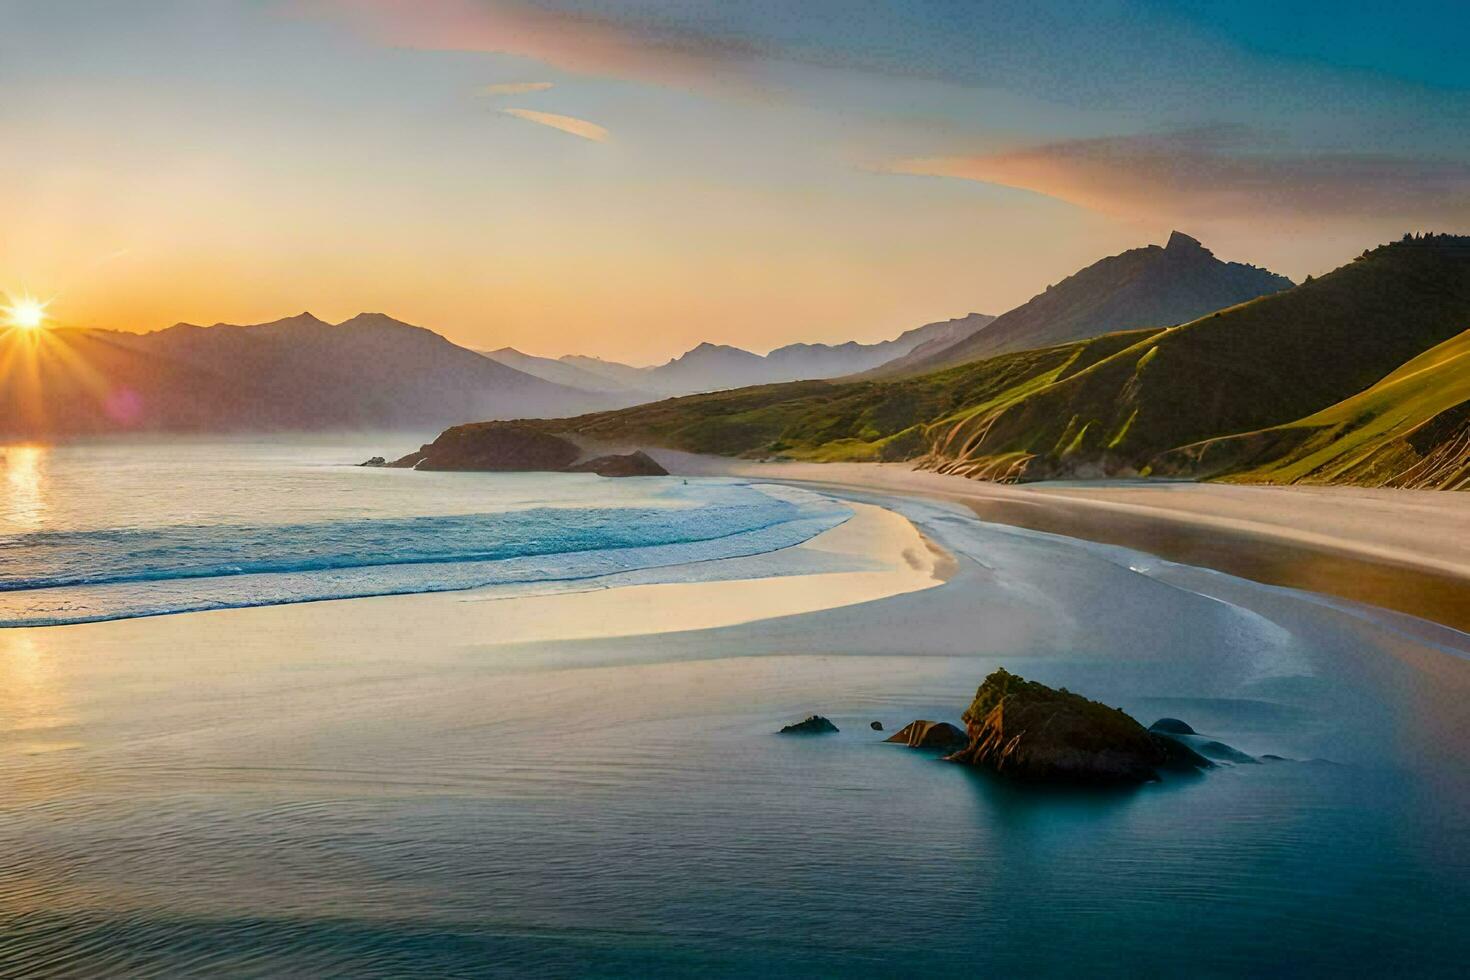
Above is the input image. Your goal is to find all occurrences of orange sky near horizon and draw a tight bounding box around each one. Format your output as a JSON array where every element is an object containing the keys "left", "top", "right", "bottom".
[{"left": 4, "top": 1, "right": 1463, "bottom": 363}]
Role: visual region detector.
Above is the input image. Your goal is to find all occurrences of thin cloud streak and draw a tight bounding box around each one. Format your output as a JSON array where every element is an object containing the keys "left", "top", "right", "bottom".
[
  {"left": 501, "top": 107, "right": 609, "bottom": 142},
  {"left": 300, "top": 0, "right": 761, "bottom": 92},
  {"left": 481, "top": 81, "right": 555, "bottom": 96},
  {"left": 887, "top": 129, "right": 1470, "bottom": 224}
]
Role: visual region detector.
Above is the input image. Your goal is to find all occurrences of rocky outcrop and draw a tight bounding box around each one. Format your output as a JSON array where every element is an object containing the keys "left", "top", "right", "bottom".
[
  {"left": 359, "top": 456, "right": 386, "bottom": 467},
  {"left": 386, "top": 450, "right": 425, "bottom": 469},
  {"left": 389, "top": 423, "right": 582, "bottom": 472},
  {"left": 381, "top": 424, "right": 672, "bottom": 477},
  {"left": 946, "top": 669, "right": 1210, "bottom": 784},
  {"left": 565, "top": 450, "right": 668, "bottom": 477},
  {"left": 885, "top": 720, "right": 967, "bottom": 749},
  {"left": 869, "top": 721, "right": 884, "bottom": 732},
  {"left": 778, "top": 715, "right": 838, "bottom": 735}
]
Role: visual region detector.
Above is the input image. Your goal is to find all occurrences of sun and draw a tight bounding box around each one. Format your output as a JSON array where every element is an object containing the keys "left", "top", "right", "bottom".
[{"left": 4, "top": 297, "right": 48, "bottom": 330}]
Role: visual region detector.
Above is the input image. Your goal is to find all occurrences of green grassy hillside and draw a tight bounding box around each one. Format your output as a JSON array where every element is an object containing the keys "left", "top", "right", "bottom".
[
  {"left": 547, "top": 330, "right": 1156, "bottom": 462},
  {"left": 1154, "top": 327, "right": 1470, "bottom": 489},
  {"left": 926, "top": 235, "right": 1470, "bottom": 481}
]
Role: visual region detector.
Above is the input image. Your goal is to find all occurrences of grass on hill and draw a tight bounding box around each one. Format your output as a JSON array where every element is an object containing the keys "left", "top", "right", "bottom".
[
  {"left": 548, "top": 329, "right": 1155, "bottom": 462},
  {"left": 927, "top": 235, "right": 1470, "bottom": 481},
  {"left": 1156, "top": 326, "right": 1470, "bottom": 488}
]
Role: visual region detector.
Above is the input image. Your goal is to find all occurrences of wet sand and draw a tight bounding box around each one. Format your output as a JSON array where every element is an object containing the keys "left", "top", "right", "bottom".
[{"left": 665, "top": 455, "right": 1470, "bottom": 633}]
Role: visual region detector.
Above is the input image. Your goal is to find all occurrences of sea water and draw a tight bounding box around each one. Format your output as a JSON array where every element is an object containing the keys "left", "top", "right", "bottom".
[
  {"left": 1, "top": 438, "right": 1467, "bottom": 977},
  {"left": 0, "top": 437, "right": 850, "bottom": 626}
]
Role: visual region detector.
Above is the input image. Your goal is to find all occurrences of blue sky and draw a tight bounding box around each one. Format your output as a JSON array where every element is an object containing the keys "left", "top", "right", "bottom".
[{"left": 1, "top": 0, "right": 1465, "bottom": 360}]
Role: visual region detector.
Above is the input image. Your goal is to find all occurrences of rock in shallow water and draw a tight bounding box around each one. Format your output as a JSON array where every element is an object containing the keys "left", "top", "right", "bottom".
[
  {"left": 1148, "top": 719, "right": 1258, "bottom": 764},
  {"left": 778, "top": 715, "right": 839, "bottom": 735},
  {"left": 946, "top": 669, "right": 1211, "bottom": 785},
  {"left": 869, "top": 721, "right": 884, "bottom": 731},
  {"left": 886, "top": 720, "right": 967, "bottom": 749}
]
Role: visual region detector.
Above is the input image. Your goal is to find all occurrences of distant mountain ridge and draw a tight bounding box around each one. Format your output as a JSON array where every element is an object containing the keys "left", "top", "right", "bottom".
[
  {"left": 874, "top": 232, "right": 1292, "bottom": 376},
  {"left": 0, "top": 312, "right": 633, "bottom": 438},
  {"left": 497, "top": 312, "right": 997, "bottom": 397},
  {"left": 480, "top": 346, "right": 656, "bottom": 398}
]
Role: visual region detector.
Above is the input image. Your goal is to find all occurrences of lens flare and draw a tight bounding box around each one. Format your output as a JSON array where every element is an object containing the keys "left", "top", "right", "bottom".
[{"left": 4, "top": 297, "right": 48, "bottom": 330}]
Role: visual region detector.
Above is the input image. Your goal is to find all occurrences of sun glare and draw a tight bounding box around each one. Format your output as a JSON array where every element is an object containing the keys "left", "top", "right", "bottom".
[{"left": 5, "top": 297, "right": 48, "bottom": 330}]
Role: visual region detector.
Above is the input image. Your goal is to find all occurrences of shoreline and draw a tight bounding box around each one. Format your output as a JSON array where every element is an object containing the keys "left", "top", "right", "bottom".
[
  {"left": 659, "top": 453, "right": 1470, "bottom": 634},
  {"left": 0, "top": 498, "right": 950, "bottom": 651}
]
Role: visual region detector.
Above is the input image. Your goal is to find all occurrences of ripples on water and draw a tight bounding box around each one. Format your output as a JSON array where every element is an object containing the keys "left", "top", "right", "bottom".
[
  {"left": 0, "top": 439, "right": 848, "bottom": 626},
  {"left": 0, "top": 439, "right": 1466, "bottom": 976}
]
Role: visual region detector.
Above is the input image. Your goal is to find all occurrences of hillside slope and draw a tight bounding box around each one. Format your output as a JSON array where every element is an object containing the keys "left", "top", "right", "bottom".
[
  {"left": 926, "top": 235, "right": 1470, "bottom": 481},
  {"left": 1154, "top": 326, "right": 1470, "bottom": 489},
  {"left": 874, "top": 232, "right": 1291, "bottom": 376},
  {"left": 540, "top": 329, "right": 1156, "bottom": 463}
]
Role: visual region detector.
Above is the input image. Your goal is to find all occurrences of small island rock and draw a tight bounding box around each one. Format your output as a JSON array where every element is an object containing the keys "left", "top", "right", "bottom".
[
  {"left": 869, "top": 721, "right": 884, "bottom": 732},
  {"left": 1149, "top": 718, "right": 1258, "bottom": 764},
  {"left": 886, "top": 720, "right": 967, "bottom": 749},
  {"left": 778, "top": 715, "right": 839, "bottom": 735},
  {"left": 946, "top": 669, "right": 1211, "bottom": 784},
  {"left": 359, "top": 456, "right": 386, "bottom": 467}
]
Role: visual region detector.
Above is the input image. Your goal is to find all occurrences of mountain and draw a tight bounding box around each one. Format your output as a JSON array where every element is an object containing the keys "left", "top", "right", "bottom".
[
  {"left": 882, "top": 312, "right": 997, "bottom": 366},
  {"left": 483, "top": 347, "right": 655, "bottom": 399},
  {"left": 552, "top": 312, "right": 997, "bottom": 398},
  {"left": 0, "top": 312, "right": 624, "bottom": 438},
  {"left": 872, "top": 233, "right": 1292, "bottom": 376},
  {"left": 512, "top": 235, "right": 1470, "bottom": 489},
  {"left": 1153, "top": 325, "right": 1470, "bottom": 489},
  {"left": 764, "top": 312, "right": 996, "bottom": 380},
  {"left": 923, "top": 235, "right": 1470, "bottom": 481},
  {"left": 519, "top": 330, "right": 1152, "bottom": 463},
  {"left": 558, "top": 355, "right": 658, "bottom": 391},
  {"left": 646, "top": 342, "right": 776, "bottom": 394}
]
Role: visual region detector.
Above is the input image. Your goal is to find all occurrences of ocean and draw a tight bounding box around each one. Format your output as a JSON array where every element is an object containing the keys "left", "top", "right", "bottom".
[
  {"left": 1, "top": 437, "right": 1466, "bottom": 977},
  {"left": 0, "top": 437, "right": 850, "bottom": 626}
]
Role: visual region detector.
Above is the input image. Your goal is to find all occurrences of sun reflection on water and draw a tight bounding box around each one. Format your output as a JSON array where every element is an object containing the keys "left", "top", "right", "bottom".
[{"left": 1, "top": 444, "right": 48, "bottom": 531}]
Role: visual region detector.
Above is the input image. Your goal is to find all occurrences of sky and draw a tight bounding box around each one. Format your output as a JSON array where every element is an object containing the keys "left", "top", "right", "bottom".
[{"left": 1, "top": 0, "right": 1466, "bottom": 363}]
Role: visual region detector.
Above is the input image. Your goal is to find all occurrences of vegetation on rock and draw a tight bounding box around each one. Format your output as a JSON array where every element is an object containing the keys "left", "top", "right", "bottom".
[{"left": 947, "top": 669, "right": 1210, "bottom": 784}]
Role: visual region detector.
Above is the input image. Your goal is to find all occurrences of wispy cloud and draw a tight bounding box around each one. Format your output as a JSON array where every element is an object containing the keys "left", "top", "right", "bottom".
[
  {"left": 501, "top": 107, "right": 608, "bottom": 143},
  {"left": 886, "top": 128, "right": 1470, "bottom": 224},
  {"left": 298, "top": 0, "right": 759, "bottom": 92},
  {"left": 481, "top": 81, "right": 555, "bottom": 96}
]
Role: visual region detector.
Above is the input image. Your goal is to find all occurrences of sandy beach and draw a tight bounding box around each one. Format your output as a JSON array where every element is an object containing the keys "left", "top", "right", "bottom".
[{"left": 664, "top": 453, "right": 1470, "bottom": 633}]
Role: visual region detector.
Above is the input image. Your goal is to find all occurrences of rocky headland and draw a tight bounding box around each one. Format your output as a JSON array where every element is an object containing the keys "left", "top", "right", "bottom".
[{"left": 382, "top": 423, "right": 668, "bottom": 477}]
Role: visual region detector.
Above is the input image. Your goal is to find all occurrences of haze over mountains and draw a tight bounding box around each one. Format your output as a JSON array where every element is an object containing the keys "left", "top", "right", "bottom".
[
  {"left": 487, "top": 312, "right": 997, "bottom": 397},
  {"left": 0, "top": 303, "right": 995, "bottom": 437},
  {"left": 0, "top": 312, "right": 631, "bottom": 437}
]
